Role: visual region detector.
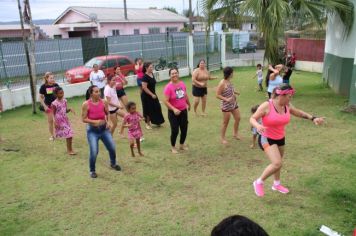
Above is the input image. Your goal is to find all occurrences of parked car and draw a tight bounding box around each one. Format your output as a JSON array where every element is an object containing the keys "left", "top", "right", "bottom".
[
  {"left": 232, "top": 42, "right": 257, "bottom": 53},
  {"left": 66, "top": 55, "right": 135, "bottom": 84}
]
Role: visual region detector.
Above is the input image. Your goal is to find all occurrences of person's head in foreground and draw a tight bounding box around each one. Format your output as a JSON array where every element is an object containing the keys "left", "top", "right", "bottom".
[{"left": 211, "top": 215, "right": 269, "bottom": 236}]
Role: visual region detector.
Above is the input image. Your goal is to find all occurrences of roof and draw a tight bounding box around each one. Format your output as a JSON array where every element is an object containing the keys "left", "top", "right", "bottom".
[{"left": 53, "top": 7, "right": 189, "bottom": 24}]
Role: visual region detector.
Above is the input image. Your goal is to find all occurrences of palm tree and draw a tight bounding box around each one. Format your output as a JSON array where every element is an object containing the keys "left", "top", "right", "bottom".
[{"left": 201, "top": 0, "right": 354, "bottom": 64}]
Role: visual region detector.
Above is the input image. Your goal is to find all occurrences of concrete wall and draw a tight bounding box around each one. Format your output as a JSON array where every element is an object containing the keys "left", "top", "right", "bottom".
[
  {"left": 295, "top": 61, "right": 323, "bottom": 73},
  {"left": 0, "top": 67, "right": 190, "bottom": 112}
]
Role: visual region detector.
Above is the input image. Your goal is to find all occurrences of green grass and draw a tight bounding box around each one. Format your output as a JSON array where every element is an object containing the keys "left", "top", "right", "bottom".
[{"left": 1, "top": 67, "right": 355, "bottom": 235}]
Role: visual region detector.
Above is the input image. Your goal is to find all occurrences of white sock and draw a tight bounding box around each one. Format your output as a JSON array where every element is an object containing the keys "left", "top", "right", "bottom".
[
  {"left": 256, "top": 178, "right": 264, "bottom": 184},
  {"left": 274, "top": 180, "right": 281, "bottom": 186}
]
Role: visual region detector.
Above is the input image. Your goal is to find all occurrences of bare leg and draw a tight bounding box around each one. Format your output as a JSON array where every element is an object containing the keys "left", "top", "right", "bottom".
[
  {"left": 250, "top": 134, "right": 257, "bottom": 148},
  {"left": 136, "top": 138, "right": 144, "bottom": 156},
  {"left": 130, "top": 139, "right": 135, "bottom": 157},
  {"left": 116, "top": 110, "right": 126, "bottom": 137},
  {"left": 66, "top": 137, "right": 76, "bottom": 155},
  {"left": 120, "top": 95, "right": 128, "bottom": 107},
  {"left": 109, "top": 113, "right": 118, "bottom": 135},
  {"left": 259, "top": 145, "right": 283, "bottom": 181},
  {"left": 201, "top": 95, "right": 207, "bottom": 116},
  {"left": 273, "top": 146, "right": 284, "bottom": 181},
  {"left": 221, "top": 111, "right": 231, "bottom": 144},
  {"left": 47, "top": 112, "right": 54, "bottom": 138},
  {"left": 231, "top": 108, "right": 241, "bottom": 139},
  {"left": 193, "top": 96, "right": 200, "bottom": 115}
]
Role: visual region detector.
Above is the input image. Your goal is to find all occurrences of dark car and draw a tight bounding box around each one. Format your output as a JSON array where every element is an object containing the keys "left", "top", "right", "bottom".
[
  {"left": 232, "top": 42, "right": 257, "bottom": 53},
  {"left": 66, "top": 55, "right": 135, "bottom": 84}
]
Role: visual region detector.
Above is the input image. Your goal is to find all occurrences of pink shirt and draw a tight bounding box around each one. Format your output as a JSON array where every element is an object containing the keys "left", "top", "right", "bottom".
[
  {"left": 87, "top": 99, "right": 106, "bottom": 120},
  {"left": 104, "top": 85, "right": 120, "bottom": 111},
  {"left": 115, "top": 74, "right": 125, "bottom": 90},
  {"left": 262, "top": 99, "right": 290, "bottom": 139},
  {"left": 135, "top": 66, "right": 144, "bottom": 79},
  {"left": 164, "top": 81, "right": 187, "bottom": 111}
]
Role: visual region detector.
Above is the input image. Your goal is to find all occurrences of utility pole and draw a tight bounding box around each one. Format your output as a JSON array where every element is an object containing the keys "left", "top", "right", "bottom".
[
  {"left": 123, "top": 0, "right": 128, "bottom": 20},
  {"left": 189, "top": 0, "right": 193, "bottom": 35},
  {"left": 17, "top": 0, "right": 37, "bottom": 114}
]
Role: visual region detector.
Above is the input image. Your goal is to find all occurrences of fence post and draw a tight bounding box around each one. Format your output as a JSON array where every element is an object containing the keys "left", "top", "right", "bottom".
[
  {"left": 188, "top": 34, "right": 194, "bottom": 74},
  {"left": 0, "top": 40, "right": 9, "bottom": 88},
  {"left": 221, "top": 33, "right": 226, "bottom": 68},
  {"left": 57, "top": 39, "right": 64, "bottom": 83}
]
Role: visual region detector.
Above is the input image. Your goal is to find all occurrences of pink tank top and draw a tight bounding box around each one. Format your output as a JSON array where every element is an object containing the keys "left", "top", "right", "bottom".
[
  {"left": 136, "top": 66, "right": 144, "bottom": 79},
  {"left": 87, "top": 99, "right": 106, "bottom": 120},
  {"left": 262, "top": 99, "right": 290, "bottom": 139}
]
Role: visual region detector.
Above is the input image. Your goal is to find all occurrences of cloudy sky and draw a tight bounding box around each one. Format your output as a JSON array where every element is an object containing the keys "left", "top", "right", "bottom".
[{"left": 0, "top": 0, "right": 199, "bottom": 22}]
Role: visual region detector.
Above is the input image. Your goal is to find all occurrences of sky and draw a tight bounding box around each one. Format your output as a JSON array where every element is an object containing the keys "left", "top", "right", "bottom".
[{"left": 0, "top": 0, "right": 199, "bottom": 22}]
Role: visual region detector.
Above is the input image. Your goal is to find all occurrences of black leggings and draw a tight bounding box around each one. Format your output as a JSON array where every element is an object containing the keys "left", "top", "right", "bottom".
[{"left": 168, "top": 109, "right": 188, "bottom": 147}]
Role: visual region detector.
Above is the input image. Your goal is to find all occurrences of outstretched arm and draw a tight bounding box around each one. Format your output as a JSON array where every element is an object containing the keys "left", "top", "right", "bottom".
[{"left": 289, "top": 104, "right": 325, "bottom": 125}]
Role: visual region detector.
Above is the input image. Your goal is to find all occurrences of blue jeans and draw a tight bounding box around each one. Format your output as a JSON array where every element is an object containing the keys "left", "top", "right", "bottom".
[{"left": 86, "top": 124, "right": 117, "bottom": 172}]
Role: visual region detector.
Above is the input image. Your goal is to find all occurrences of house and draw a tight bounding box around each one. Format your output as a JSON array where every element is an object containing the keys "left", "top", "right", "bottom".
[
  {"left": 50, "top": 6, "right": 189, "bottom": 38},
  {"left": 0, "top": 24, "right": 52, "bottom": 41},
  {"left": 322, "top": 0, "right": 356, "bottom": 106}
]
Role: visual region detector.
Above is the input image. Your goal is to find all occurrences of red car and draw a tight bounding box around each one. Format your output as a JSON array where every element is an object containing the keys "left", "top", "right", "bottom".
[{"left": 66, "top": 55, "right": 135, "bottom": 84}]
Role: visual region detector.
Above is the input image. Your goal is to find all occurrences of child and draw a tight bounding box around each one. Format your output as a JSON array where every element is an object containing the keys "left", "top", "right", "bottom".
[
  {"left": 250, "top": 105, "right": 261, "bottom": 148},
  {"left": 252, "top": 64, "right": 263, "bottom": 91},
  {"left": 51, "top": 87, "right": 76, "bottom": 155},
  {"left": 122, "top": 101, "right": 144, "bottom": 157}
]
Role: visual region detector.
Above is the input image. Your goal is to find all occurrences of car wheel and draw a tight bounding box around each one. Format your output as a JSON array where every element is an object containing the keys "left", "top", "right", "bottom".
[{"left": 155, "top": 65, "right": 164, "bottom": 71}]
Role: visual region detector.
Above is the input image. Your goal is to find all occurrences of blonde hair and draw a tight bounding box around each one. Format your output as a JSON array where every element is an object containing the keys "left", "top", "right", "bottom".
[{"left": 43, "top": 72, "right": 53, "bottom": 85}]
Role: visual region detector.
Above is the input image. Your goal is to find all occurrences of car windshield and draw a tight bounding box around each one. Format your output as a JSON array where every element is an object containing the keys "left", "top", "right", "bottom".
[{"left": 84, "top": 58, "right": 103, "bottom": 68}]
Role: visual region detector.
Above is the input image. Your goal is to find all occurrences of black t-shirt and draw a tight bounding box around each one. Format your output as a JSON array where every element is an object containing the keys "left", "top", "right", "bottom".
[
  {"left": 142, "top": 74, "right": 157, "bottom": 95},
  {"left": 283, "top": 69, "right": 293, "bottom": 81},
  {"left": 39, "top": 83, "right": 59, "bottom": 106}
]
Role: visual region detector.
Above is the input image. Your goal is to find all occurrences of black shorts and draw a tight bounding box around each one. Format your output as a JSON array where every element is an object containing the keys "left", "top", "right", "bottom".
[
  {"left": 109, "top": 108, "right": 119, "bottom": 114},
  {"left": 258, "top": 134, "right": 285, "bottom": 151},
  {"left": 192, "top": 85, "right": 207, "bottom": 97},
  {"left": 116, "top": 89, "right": 126, "bottom": 98}
]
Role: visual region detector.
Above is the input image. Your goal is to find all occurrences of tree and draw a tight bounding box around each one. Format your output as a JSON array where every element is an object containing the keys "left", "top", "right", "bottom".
[
  {"left": 163, "top": 6, "right": 178, "bottom": 14},
  {"left": 201, "top": 0, "right": 354, "bottom": 64}
]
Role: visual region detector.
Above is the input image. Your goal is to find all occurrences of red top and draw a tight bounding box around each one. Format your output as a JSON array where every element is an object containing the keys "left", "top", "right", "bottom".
[
  {"left": 87, "top": 99, "right": 106, "bottom": 120},
  {"left": 135, "top": 65, "right": 144, "bottom": 79},
  {"left": 262, "top": 99, "right": 290, "bottom": 139},
  {"left": 115, "top": 74, "right": 126, "bottom": 90}
]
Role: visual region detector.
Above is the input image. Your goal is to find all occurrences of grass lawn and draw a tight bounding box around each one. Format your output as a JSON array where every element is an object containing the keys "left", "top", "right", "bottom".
[{"left": 0, "top": 67, "right": 355, "bottom": 236}]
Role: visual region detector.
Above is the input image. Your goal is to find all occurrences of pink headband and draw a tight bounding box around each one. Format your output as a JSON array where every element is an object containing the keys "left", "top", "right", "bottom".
[{"left": 275, "top": 88, "right": 295, "bottom": 95}]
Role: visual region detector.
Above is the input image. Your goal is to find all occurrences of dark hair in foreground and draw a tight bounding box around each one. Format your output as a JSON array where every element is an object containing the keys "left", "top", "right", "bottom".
[
  {"left": 54, "top": 86, "right": 63, "bottom": 95},
  {"left": 126, "top": 101, "right": 136, "bottom": 111},
  {"left": 211, "top": 215, "right": 268, "bottom": 236},
  {"left": 223, "top": 66, "right": 233, "bottom": 79},
  {"left": 265, "top": 64, "right": 275, "bottom": 88},
  {"left": 169, "top": 67, "right": 179, "bottom": 76},
  {"left": 86, "top": 85, "right": 98, "bottom": 100},
  {"left": 142, "top": 62, "right": 152, "bottom": 74},
  {"left": 251, "top": 104, "right": 259, "bottom": 114},
  {"left": 197, "top": 59, "right": 206, "bottom": 68}
]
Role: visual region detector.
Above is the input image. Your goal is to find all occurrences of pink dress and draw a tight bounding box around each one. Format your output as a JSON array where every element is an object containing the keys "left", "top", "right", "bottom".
[
  {"left": 51, "top": 99, "right": 73, "bottom": 138},
  {"left": 123, "top": 112, "right": 143, "bottom": 140}
]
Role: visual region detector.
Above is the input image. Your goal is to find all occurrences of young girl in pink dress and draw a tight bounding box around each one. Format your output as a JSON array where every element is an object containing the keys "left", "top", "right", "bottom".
[
  {"left": 51, "top": 87, "right": 76, "bottom": 155},
  {"left": 122, "top": 101, "right": 144, "bottom": 157}
]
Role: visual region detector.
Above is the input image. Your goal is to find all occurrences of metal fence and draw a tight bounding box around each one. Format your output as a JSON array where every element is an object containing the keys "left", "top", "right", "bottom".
[{"left": 0, "top": 32, "right": 268, "bottom": 89}]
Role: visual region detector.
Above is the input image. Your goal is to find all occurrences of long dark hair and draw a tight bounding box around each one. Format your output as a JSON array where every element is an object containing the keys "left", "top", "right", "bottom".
[
  {"left": 197, "top": 59, "right": 206, "bottom": 68},
  {"left": 265, "top": 65, "right": 275, "bottom": 88},
  {"left": 223, "top": 67, "right": 233, "bottom": 79},
  {"left": 142, "top": 62, "right": 152, "bottom": 74},
  {"left": 85, "top": 85, "right": 98, "bottom": 100}
]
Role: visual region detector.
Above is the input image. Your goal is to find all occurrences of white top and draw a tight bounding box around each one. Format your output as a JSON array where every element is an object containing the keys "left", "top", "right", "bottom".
[
  {"left": 267, "top": 75, "right": 283, "bottom": 93},
  {"left": 256, "top": 69, "right": 263, "bottom": 81},
  {"left": 90, "top": 70, "right": 106, "bottom": 89},
  {"left": 104, "top": 85, "right": 120, "bottom": 111}
]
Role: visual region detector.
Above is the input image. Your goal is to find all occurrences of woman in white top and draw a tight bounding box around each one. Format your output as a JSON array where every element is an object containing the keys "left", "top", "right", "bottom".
[
  {"left": 267, "top": 64, "right": 284, "bottom": 99},
  {"left": 104, "top": 75, "right": 126, "bottom": 135},
  {"left": 90, "top": 64, "right": 106, "bottom": 98}
]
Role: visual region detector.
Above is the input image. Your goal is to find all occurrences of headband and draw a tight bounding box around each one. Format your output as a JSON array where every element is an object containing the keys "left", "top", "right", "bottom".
[{"left": 275, "top": 88, "right": 295, "bottom": 95}]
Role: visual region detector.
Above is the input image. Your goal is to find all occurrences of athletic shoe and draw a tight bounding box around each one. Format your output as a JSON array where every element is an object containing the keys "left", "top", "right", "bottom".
[
  {"left": 253, "top": 180, "right": 265, "bottom": 197},
  {"left": 90, "top": 172, "right": 97, "bottom": 178},
  {"left": 110, "top": 164, "right": 122, "bottom": 171},
  {"left": 272, "top": 184, "right": 289, "bottom": 194}
]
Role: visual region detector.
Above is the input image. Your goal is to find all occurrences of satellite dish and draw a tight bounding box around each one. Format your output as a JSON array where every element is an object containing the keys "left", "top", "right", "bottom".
[{"left": 89, "top": 13, "right": 98, "bottom": 22}]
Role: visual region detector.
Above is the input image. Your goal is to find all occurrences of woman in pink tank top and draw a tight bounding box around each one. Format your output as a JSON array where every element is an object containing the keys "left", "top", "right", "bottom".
[
  {"left": 81, "top": 85, "right": 121, "bottom": 178},
  {"left": 250, "top": 84, "right": 325, "bottom": 197}
]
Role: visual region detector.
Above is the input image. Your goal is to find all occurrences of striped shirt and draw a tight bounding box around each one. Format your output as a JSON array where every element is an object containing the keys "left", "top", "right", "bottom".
[{"left": 221, "top": 83, "right": 237, "bottom": 111}]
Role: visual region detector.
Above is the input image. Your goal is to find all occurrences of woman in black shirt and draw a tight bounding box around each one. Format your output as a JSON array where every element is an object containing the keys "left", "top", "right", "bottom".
[{"left": 39, "top": 72, "right": 59, "bottom": 141}]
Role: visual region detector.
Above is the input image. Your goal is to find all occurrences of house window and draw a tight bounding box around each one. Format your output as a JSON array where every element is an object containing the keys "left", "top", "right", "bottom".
[
  {"left": 251, "top": 24, "right": 253, "bottom": 30},
  {"left": 53, "top": 34, "right": 62, "bottom": 39},
  {"left": 166, "top": 27, "right": 178, "bottom": 33},
  {"left": 134, "top": 29, "right": 140, "bottom": 35},
  {"left": 148, "top": 27, "right": 160, "bottom": 34},
  {"left": 112, "top": 30, "right": 120, "bottom": 36}
]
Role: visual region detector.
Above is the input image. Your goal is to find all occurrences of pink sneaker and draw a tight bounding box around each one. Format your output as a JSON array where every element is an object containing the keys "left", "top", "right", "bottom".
[
  {"left": 253, "top": 181, "right": 265, "bottom": 197},
  {"left": 272, "top": 184, "right": 289, "bottom": 194}
]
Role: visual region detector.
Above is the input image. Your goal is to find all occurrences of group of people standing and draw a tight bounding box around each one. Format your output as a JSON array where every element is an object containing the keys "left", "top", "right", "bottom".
[{"left": 39, "top": 57, "right": 325, "bottom": 199}]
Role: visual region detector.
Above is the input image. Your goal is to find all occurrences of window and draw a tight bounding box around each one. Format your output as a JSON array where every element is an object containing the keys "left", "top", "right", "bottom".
[
  {"left": 53, "top": 34, "right": 62, "bottom": 39},
  {"left": 102, "top": 59, "right": 117, "bottom": 69},
  {"left": 148, "top": 27, "right": 160, "bottom": 34},
  {"left": 166, "top": 27, "right": 178, "bottom": 33},
  {"left": 118, "top": 58, "right": 131, "bottom": 66},
  {"left": 112, "top": 29, "right": 120, "bottom": 36},
  {"left": 134, "top": 29, "right": 140, "bottom": 35}
]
